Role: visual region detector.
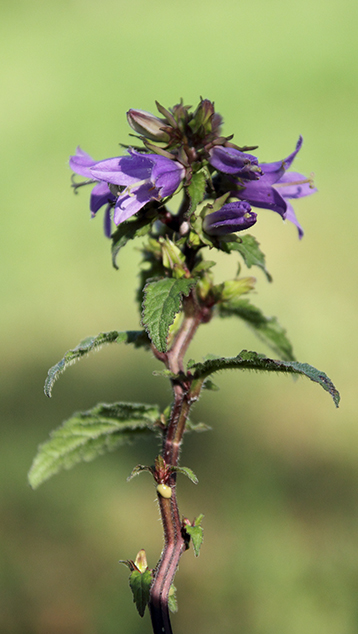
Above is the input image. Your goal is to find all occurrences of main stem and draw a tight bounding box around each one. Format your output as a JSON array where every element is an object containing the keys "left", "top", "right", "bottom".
[{"left": 149, "top": 293, "right": 203, "bottom": 634}]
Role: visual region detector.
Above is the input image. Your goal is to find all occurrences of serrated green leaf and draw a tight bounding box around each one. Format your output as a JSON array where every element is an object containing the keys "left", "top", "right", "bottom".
[
  {"left": 168, "top": 584, "right": 178, "bottom": 613},
  {"left": 127, "top": 464, "right": 153, "bottom": 481},
  {"left": 187, "top": 169, "right": 207, "bottom": 214},
  {"left": 185, "top": 514, "right": 204, "bottom": 557},
  {"left": 191, "top": 259, "right": 216, "bottom": 276},
  {"left": 142, "top": 277, "right": 196, "bottom": 352},
  {"left": 173, "top": 466, "right": 198, "bottom": 484},
  {"left": 129, "top": 568, "right": 153, "bottom": 617},
  {"left": 222, "top": 234, "right": 272, "bottom": 282},
  {"left": 189, "top": 351, "right": 340, "bottom": 407},
  {"left": 44, "top": 330, "right": 149, "bottom": 398},
  {"left": 28, "top": 402, "right": 161, "bottom": 489},
  {"left": 218, "top": 298, "right": 294, "bottom": 361}
]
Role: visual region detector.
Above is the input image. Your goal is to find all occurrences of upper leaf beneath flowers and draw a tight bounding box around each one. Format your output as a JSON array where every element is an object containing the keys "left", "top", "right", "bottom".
[
  {"left": 219, "top": 234, "right": 272, "bottom": 282},
  {"left": 187, "top": 169, "right": 207, "bottom": 215},
  {"left": 44, "top": 330, "right": 150, "bottom": 397},
  {"left": 189, "top": 350, "right": 340, "bottom": 407},
  {"left": 142, "top": 277, "right": 197, "bottom": 352}
]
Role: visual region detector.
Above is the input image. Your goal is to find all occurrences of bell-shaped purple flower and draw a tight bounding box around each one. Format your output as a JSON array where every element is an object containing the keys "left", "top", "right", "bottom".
[
  {"left": 233, "top": 136, "right": 317, "bottom": 238},
  {"left": 203, "top": 201, "right": 257, "bottom": 236},
  {"left": 69, "top": 147, "right": 116, "bottom": 237},
  {"left": 90, "top": 150, "right": 185, "bottom": 225},
  {"left": 209, "top": 146, "right": 261, "bottom": 180}
]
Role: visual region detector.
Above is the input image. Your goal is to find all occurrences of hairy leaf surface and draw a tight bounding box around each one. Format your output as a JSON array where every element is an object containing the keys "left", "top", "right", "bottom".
[
  {"left": 168, "top": 584, "right": 178, "bottom": 613},
  {"left": 189, "top": 350, "right": 340, "bottom": 407},
  {"left": 129, "top": 569, "right": 153, "bottom": 617},
  {"left": 173, "top": 466, "right": 198, "bottom": 484},
  {"left": 221, "top": 234, "right": 272, "bottom": 281},
  {"left": 44, "top": 330, "right": 149, "bottom": 397},
  {"left": 28, "top": 402, "right": 161, "bottom": 488},
  {"left": 185, "top": 514, "right": 204, "bottom": 557},
  {"left": 187, "top": 169, "right": 207, "bottom": 214},
  {"left": 142, "top": 277, "right": 196, "bottom": 352}
]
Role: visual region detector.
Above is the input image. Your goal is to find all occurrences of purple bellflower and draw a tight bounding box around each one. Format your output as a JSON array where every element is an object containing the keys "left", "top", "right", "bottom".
[
  {"left": 70, "top": 101, "right": 316, "bottom": 240},
  {"left": 90, "top": 150, "right": 185, "bottom": 226},
  {"left": 69, "top": 147, "right": 116, "bottom": 237},
  {"left": 211, "top": 137, "right": 316, "bottom": 238},
  {"left": 203, "top": 201, "right": 257, "bottom": 236}
]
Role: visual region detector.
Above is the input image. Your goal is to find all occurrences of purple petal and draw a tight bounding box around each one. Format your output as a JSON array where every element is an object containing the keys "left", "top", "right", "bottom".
[
  {"left": 90, "top": 181, "right": 115, "bottom": 215},
  {"left": 91, "top": 152, "right": 153, "bottom": 186},
  {"left": 257, "top": 136, "right": 303, "bottom": 186},
  {"left": 69, "top": 147, "right": 96, "bottom": 178},
  {"left": 151, "top": 156, "right": 185, "bottom": 197},
  {"left": 209, "top": 146, "right": 259, "bottom": 175},
  {"left": 274, "top": 171, "right": 317, "bottom": 199},
  {"left": 236, "top": 181, "right": 288, "bottom": 217},
  {"left": 113, "top": 182, "right": 157, "bottom": 225},
  {"left": 284, "top": 201, "right": 304, "bottom": 239}
]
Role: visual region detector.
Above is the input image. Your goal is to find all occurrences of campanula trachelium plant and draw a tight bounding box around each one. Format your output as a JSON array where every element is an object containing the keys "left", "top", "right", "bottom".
[{"left": 29, "top": 98, "right": 338, "bottom": 634}]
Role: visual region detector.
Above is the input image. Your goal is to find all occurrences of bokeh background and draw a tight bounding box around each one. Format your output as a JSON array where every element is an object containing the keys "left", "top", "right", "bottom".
[{"left": 1, "top": 0, "right": 357, "bottom": 632}]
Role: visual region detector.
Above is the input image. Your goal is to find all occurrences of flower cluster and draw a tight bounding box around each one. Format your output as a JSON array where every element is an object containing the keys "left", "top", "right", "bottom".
[{"left": 70, "top": 99, "right": 316, "bottom": 239}]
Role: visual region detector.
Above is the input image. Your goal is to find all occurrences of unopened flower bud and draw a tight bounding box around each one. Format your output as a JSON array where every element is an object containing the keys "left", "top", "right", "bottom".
[
  {"left": 220, "top": 277, "right": 256, "bottom": 301},
  {"left": 127, "top": 109, "right": 170, "bottom": 142},
  {"left": 203, "top": 201, "right": 257, "bottom": 236},
  {"left": 190, "top": 99, "right": 215, "bottom": 132},
  {"left": 160, "top": 237, "right": 187, "bottom": 277},
  {"left": 134, "top": 549, "right": 148, "bottom": 573}
]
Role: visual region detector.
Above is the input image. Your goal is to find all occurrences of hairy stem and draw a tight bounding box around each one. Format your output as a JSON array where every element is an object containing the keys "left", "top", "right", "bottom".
[{"left": 149, "top": 291, "right": 203, "bottom": 634}]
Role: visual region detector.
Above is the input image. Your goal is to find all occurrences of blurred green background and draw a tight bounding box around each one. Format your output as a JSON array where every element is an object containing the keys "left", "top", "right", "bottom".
[{"left": 1, "top": 0, "right": 357, "bottom": 632}]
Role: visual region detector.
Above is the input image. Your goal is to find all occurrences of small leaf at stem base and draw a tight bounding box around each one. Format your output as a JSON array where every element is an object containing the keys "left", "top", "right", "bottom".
[
  {"left": 129, "top": 569, "right": 153, "bottom": 617},
  {"left": 168, "top": 584, "right": 178, "bottom": 613},
  {"left": 172, "top": 466, "right": 198, "bottom": 484},
  {"left": 184, "top": 514, "right": 204, "bottom": 557}
]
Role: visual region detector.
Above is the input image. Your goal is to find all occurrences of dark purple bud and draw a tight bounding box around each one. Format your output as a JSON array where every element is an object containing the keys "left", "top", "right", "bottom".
[{"left": 203, "top": 201, "right": 257, "bottom": 236}]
